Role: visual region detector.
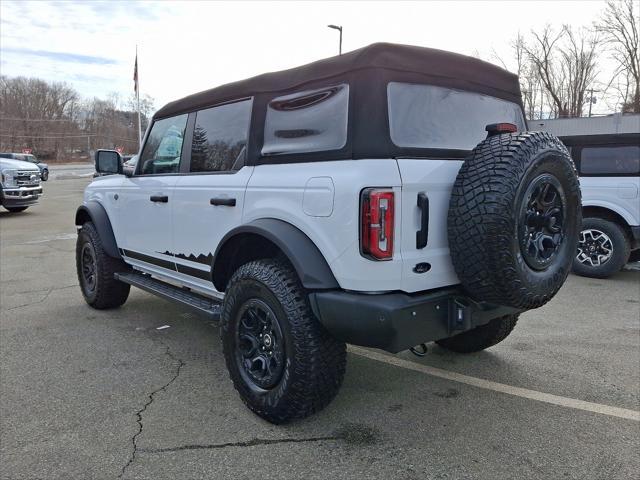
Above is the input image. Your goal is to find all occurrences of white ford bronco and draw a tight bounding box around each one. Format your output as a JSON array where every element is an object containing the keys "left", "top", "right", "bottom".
[{"left": 76, "top": 43, "right": 581, "bottom": 423}]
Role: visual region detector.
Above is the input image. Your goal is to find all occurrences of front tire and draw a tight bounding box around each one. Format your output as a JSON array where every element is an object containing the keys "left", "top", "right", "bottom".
[
  {"left": 573, "top": 217, "right": 630, "bottom": 278},
  {"left": 436, "top": 314, "right": 519, "bottom": 353},
  {"left": 41, "top": 169, "right": 49, "bottom": 181},
  {"left": 221, "top": 259, "right": 346, "bottom": 424},
  {"left": 76, "top": 222, "right": 130, "bottom": 309}
]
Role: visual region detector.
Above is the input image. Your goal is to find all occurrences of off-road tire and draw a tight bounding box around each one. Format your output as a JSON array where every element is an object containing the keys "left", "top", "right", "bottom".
[
  {"left": 448, "top": 131, "right": 581, "bottom": 309},
  {"left": 436, "top": 314, "right": 519, "bottom": 353},
  {"left": 221, "top": 259, "right": 346, "bottom": 424},
  {"left": 572, "top": 217, "right": 630, "bottom": 278},
  {"left": 5, "top": 206, "right": 28, "bottom": 213},
  {"left": 76, "top": 222, "right": 130, "bottom": 309}
]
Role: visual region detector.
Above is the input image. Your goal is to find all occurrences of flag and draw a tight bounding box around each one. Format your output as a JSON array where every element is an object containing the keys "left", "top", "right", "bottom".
[{"left": 133, "top": 52, "right": 138, "bottom": 94}]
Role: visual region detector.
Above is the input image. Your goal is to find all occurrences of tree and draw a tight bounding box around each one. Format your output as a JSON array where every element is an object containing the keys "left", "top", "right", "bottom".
[
  {"left": 596, "top": 0, "right": 639, "bottom": 113},
  {"left": 522, "top": 25, "right": 601, "bottom": 118},
  {"left": 0, "top": 76, "right": 81, "bottom": 159}
]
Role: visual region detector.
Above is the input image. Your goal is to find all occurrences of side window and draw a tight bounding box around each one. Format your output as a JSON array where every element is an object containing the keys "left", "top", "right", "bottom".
[
  {"left": 580, "top": 145, "right": 640, "bottom": 175},
  {"left": 190, "top": 99, "right": 252, "bottom": 173},
  {"left": 139, "top": 114, "right": 188, "bottom": 175},
  {"left": 262, "top": 84, "right": 349, "bottom": 156}
]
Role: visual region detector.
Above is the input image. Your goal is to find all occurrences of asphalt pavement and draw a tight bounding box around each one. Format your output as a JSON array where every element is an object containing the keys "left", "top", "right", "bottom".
[{"left": 1, "top": 177, "right": 639, "bottom": 480}]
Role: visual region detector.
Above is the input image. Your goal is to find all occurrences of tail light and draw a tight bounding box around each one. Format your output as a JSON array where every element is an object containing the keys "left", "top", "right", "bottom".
[{"left": 360, "top": 188, "right": 394, "bottom": 260}]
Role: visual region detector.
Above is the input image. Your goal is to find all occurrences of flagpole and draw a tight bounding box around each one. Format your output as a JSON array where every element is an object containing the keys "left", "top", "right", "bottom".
[{"left": 136, "top": 45, "right": 142, "bottom": 150}]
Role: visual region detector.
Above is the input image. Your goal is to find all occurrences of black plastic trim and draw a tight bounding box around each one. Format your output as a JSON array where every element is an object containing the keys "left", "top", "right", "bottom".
[
  {"left": 416, "top": 192, "right": 429, "bottom": 249},
  {"left": 309, "top": 288, "right": 521, "bottom": 353},
  {"left": 122, "top": 249, "right": 176, "bottom": 270},
  {"left": 175, "top": 262, "right": 211, "bottom": 280},
  {"left": 75, "top": 202, "right": 121, "bottom": 259},
  {"left": 212, "top": 219, "right": 339, "bottom": 291},
  {"left": 631, "top": 226, "right": 640, "bottom": 249}
]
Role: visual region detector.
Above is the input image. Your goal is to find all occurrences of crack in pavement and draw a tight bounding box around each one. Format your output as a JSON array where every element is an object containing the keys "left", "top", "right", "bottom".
[
  {"left": 138, "top": 435, "right": 340, "bottom": 454},
  {"left": 2, "top": 284, "right": 78, "bottom": 311},
  {"left": 118, "top": 341, "right": 185, "bottom": 479}
]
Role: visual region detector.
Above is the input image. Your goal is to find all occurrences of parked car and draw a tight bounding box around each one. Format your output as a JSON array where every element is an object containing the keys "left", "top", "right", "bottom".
[
  {"left": 532, "top": 116, "right": 640, "bottom": 277},
  {"left": 0, "top": 156, "right": 43, "bottom": 212},
  {"left": 75, "top": 43, "right": 581, "bottom": 423},
  {"left": 0, "top": 153, "right": 49, "bottom": 181}
]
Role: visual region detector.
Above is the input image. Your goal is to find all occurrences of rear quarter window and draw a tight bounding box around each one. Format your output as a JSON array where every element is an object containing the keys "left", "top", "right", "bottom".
[
  {"left": 579, "top": 145, "right": 640, "bottom": 176},
  {"left": 387, "top": 82, "right": 526, "bottom": 150},
  {"left": 262, "top": 84, "right": 349, "bottom": 156}
]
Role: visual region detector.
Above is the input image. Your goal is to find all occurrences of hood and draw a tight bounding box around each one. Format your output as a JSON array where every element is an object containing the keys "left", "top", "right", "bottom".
[{"left": 0, "top": 158, "right": 41, "bottom": 171}]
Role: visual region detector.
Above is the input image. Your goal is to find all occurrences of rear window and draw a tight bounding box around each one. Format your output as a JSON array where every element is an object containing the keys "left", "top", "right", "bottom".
[
  {"left": 580, "top": 145, "right": 640, "bottom": 175},
  {"left": 262, "top": 84, "right": 349, "bottom": 156},
  {"left": 387, "top": 82, "right": 526, "bottom": 150}
]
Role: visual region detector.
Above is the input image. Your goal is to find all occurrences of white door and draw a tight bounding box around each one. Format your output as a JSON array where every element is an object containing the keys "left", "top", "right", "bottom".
[
  {"left": 170, "top": 99, "right": 254, "bottom": 293},
  {"left": 118, "top": 113, "right": 189, "bottom": 276}
]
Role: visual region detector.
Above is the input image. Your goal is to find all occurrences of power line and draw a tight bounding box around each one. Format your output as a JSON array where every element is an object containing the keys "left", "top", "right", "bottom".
[
  {"left": 0, "top": 117, "right": 76, "bottom": 122},
  {"left": 0, "top": 133, "right": 138, "bottom": 142}
]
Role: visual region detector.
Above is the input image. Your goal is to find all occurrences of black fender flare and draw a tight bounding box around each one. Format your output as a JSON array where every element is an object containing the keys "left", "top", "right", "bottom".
[
  {"left": 212, "top": 219, "right": 339, "bottom": 291},
  {"left": 75, "top": 201, "right": 121, "bottom": 259}
]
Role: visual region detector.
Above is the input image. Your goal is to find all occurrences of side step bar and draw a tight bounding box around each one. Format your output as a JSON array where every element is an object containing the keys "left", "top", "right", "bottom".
[{"left": 115, "top": 271, "right": 221, "bottom": 321}]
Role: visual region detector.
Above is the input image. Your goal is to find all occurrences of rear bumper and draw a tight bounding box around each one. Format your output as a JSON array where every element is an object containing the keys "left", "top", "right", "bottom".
[
  {"left": 309, "top": 288, "right": 521, "bottom": 353},
  {"left": 1, "top": 186, "right": 43, "bottom": 207},
  {"left": 630, "top": 226, "right": 640, "bottom": 250}
]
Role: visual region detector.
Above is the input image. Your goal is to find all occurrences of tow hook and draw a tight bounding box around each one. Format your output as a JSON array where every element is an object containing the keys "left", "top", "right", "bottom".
[{"left": 409, "top": 343, "right": 428, "bottom": 357}]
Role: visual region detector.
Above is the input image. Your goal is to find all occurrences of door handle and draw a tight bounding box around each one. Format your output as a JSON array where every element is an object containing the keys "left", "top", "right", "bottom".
[
  {"left": 150, "top": 195, "right": 168, "bottom": 203},
  {"left": 416, "top": 192, "right": 429, "bottom": 249},
  {"left": 210, "top": 197, "right": 236, "bottom": 207}
]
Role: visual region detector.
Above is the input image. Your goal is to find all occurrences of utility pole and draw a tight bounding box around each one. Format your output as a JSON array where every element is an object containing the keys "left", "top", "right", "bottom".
[
  {"left": 327, "top": 25, "right": 342, "bottom": 55},
  {"left": 587, "top": 88, "right": 599, "bottom": 117}
]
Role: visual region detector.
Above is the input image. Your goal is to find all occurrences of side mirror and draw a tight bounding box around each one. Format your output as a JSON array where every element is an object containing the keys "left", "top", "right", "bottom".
[{"left": 95, "top": 149, "right": 122, "bottom": 175}]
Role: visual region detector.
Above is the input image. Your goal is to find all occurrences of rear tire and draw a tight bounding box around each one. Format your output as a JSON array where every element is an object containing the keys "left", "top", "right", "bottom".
[
  {"left": 5, "top": 206, "right": 28, "bottom": 213},
  {"left": 436, "top": 314, "right": 519, "bottom": 353},
  {"left": 220, "top": 259, "right": 346, "bottom": 424},
  {"left": 572, "top": 217, "right": 630, "bottom": 278},
  {"left": 629, "top": 250, "right": 640, "bottom": 263},
  {"left": 76, "top": 222, "right": 130, "bottom": 309}
]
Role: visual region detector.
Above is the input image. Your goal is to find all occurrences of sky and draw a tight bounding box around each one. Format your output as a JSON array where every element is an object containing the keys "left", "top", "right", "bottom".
[{"left": 0, "top": 0, "right": 615, "bottom": 115}]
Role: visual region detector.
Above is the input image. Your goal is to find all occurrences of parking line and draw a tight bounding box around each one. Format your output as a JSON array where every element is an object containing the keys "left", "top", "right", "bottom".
[{"left": 349, "top": 346, "right": 640, "bottom": 422}]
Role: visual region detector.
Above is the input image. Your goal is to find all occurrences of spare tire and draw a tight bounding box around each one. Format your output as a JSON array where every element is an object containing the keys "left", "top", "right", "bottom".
[{"left": 448, "top": 131, "right": 581, "bottom": 309}]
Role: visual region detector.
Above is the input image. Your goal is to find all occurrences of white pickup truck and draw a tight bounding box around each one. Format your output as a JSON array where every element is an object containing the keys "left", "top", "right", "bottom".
[{"left": 0, "top": 157, "right": 43, "bottom": 213}]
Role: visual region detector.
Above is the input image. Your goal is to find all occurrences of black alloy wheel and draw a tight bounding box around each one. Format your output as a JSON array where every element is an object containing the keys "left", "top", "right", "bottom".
[
  {"left": 235, "top": 298, "right": 286, "bottom": 391},
  {"left": 519, "top": 174, "right": 566, "bottom": 271},
  {"left": 80, "top": 242, "right": 98, "bottom": 294}
]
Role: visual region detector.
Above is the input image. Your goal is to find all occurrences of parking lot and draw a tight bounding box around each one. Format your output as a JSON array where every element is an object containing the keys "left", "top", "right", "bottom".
[{"left": 1, "top": 171, "right": 639, "bottom": 480}]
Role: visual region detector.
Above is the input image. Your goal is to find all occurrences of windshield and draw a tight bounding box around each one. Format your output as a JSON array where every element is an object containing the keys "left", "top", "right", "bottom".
[{"left": 388, "top": 82, "right": 526, "bottom": 151}]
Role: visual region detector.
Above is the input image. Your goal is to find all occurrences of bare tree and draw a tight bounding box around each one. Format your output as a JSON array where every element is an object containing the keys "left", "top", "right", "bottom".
[
  {"left": 1, "top": 76, "right": 148, "bottom": 160},
  {"left": 521, "top": 25, "right": 601, "bottom": 118},
  {"left": 596, "top": 0, "right": 639, "bottom": 113},
  {"left": 560, "top": 27, "right": 601, "bottom": 117}
]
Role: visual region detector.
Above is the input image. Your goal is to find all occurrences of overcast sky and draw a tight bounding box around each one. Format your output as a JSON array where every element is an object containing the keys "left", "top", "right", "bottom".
[{"left": 0, "top": 0, "right": 612, "bottom": 114}]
